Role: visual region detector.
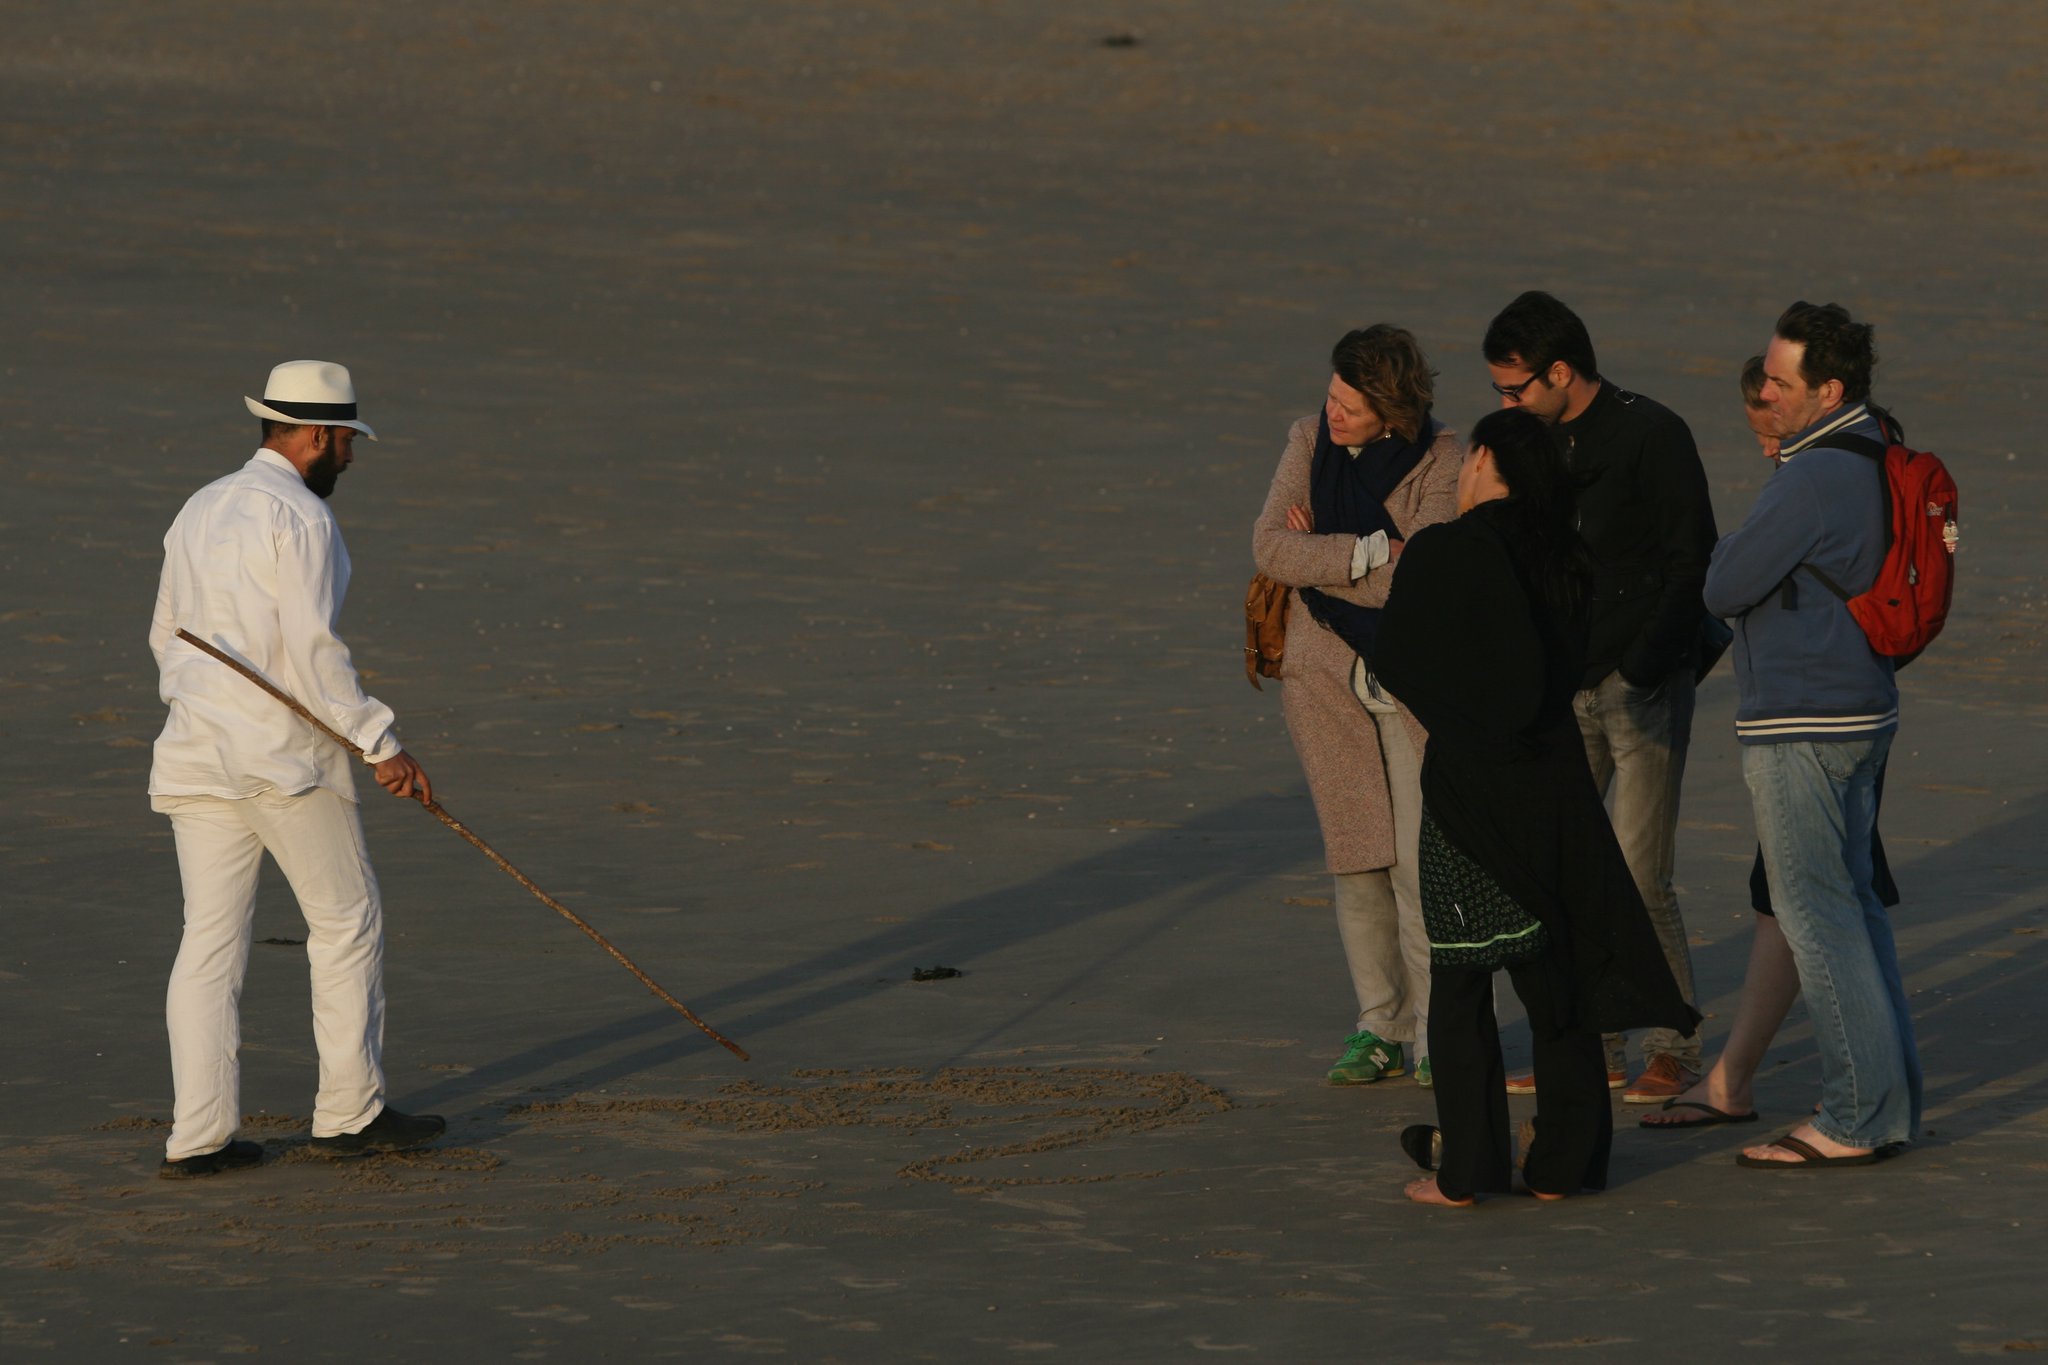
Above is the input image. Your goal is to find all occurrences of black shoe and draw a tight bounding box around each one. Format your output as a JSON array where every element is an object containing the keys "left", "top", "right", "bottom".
[
  {"left": 310, "top": 1107, "right": 446, "bottom": 1157},
  {"left": 159, "top": 1138, "right": 264, "bottom": 1180},
  {"left": 1400, "top": 1124, "right": 1442, "bottom": 1172}
]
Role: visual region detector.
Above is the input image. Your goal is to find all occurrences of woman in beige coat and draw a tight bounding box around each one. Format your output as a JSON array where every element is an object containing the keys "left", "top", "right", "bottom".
[{"left": 1252, "top": 325, "right": 1462, "bottom": 1087}]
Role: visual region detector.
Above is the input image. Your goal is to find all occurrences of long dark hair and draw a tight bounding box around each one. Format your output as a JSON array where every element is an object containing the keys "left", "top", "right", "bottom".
[{"left": 1468, "top": 408, "right": 1592, "bottom": 617}]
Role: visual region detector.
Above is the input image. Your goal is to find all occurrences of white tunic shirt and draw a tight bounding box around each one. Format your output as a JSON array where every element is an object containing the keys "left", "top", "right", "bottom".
[{"left": 148, "top": 449, "right": 400, "bottom": 802}]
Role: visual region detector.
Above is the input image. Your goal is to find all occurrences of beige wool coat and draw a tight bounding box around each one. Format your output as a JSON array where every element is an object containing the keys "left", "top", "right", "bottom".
[{"left": 1251, "top": 415, "right": 1464, "bottom": 873}]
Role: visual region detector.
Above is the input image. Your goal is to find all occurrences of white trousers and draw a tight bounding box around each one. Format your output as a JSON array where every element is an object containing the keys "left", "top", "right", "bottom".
[{"left": 158, "top": 788, "right": 386, "bottom": 1159}]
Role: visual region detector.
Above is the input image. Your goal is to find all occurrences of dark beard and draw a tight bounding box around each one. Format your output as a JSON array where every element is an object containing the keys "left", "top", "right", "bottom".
[{"left": 304, "top": 450, "right": 343, "bottom": 499}]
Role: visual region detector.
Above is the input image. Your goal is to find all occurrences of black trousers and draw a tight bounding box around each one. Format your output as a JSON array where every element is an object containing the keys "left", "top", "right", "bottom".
[{"left": 1428, "top": 960, "right": 1613, "bottom": 1199}]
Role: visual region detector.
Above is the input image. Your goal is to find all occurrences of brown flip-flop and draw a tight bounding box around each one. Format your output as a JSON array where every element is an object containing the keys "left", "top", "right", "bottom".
[
  {"left": 1735, "top": 1132, "right": 1882, "bottom": 1169},
  {"left": 1640, "top": 1100, "right": 1759, "bottom": 1130}
]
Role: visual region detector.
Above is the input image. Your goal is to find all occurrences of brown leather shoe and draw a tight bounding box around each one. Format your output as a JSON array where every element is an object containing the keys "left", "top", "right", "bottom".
[
  {"left": 1622, "top": 1054, "right": 1700, "bottom": 1104},
  {"left": 1506, "top": 1069, "right": 1627, "bottom": 1095}
]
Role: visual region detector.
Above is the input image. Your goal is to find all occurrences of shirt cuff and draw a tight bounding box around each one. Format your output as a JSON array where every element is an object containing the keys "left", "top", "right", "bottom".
[
  {"left": 1350, "top": 531, "right": 1390, "bottom": 581},
  {"left": 360, "top": 731, "right": 403, "bottom": 766}
]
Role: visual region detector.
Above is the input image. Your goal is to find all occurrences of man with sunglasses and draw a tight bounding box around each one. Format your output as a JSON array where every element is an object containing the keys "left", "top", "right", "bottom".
[{"left": 1480, "top": 291, "right": 1718, "bottom": 1104}]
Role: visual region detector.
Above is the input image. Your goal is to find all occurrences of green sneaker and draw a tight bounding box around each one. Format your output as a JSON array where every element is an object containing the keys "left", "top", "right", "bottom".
[
  {"left": 1326, "top": 1030, "right": 1405, "bottom": 1085},
  {"left": 1415, "top": 1056, "right": 1433, "bottom": 1089}
]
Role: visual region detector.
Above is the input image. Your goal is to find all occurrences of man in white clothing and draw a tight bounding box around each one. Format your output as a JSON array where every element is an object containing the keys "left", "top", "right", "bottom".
[{"left": 149, "top": 360, "right": 443, "bottom": 1178}]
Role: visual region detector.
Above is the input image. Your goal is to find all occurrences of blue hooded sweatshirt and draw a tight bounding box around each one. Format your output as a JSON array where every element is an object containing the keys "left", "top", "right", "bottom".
[{"left": 1703, "top": 403, "right": 1899, "bottom": 745}]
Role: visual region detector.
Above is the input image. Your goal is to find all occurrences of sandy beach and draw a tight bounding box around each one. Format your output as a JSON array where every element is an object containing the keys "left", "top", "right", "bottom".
[{"left": 5, "top": 1, "right": 2047, "bottom": 1357}]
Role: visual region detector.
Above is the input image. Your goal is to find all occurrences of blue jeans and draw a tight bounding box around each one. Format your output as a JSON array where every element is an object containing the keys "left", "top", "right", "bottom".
[{"left": 1742, "top": 733, "right": 1921, "bottom": 1149}]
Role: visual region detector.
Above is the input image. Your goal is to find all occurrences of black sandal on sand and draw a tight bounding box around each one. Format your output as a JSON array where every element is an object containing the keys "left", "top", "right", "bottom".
[
  {"left": 1640, "top": 1100, "right": 1759, "bottom": 1130},
  {"left": 1735, "top": 1132, "right": 1882, "bottom": 1169},
  {"left": 1400, "top": 1124, "right": 1441, "bottom": 1172}
]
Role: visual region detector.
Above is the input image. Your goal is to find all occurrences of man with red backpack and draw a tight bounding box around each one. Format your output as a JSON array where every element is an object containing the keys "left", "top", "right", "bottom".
[{"left": 1702, "top": 302, "right": 1928, "bottom": 1170}]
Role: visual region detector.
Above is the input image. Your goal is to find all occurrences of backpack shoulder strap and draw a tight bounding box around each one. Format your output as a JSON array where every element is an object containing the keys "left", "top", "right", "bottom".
[
  {"left": 1789, "top": 428, "right": 1890, "bottom": 604},
  {"left": 1814, "top": 427, "right": 1897, "bottom": 555},
  {"left": 1799, "top": 561, "right": 1854, "bottom": 603},
  {"left": 1820, "top": 432, "right": 1889, "bottom": 461}
]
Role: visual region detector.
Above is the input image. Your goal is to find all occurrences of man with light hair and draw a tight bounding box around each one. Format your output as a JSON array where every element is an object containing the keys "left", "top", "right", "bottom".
[{"left": 149, "top": 360, "right": 444, "bottom": 1178}]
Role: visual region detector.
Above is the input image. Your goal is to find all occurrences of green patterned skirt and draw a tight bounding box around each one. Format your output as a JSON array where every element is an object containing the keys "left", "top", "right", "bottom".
[{"left": 1419, "top": 810, "right": 1549, "bottom": 970}]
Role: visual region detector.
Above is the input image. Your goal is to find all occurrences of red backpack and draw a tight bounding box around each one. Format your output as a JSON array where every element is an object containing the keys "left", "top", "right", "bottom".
[{"left": 1803, "top": 414, "right": 1959, "bottom": 661}]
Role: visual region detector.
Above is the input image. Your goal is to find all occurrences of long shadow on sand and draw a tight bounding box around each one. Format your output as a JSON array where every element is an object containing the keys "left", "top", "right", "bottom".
[
  {"left": 410, "top": 779, "right": 2048, "bottom": 1160},
  {"left": 402, "top": 792, "right": 1315, "bottom": 1120}
]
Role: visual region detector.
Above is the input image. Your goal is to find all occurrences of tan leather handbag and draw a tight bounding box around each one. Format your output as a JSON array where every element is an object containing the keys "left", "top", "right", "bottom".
[{"left": 1244, "top": 572, "right": 1289, "bottom": 689}]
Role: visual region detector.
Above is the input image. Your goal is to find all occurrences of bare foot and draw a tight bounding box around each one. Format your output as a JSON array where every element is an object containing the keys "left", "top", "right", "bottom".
[
  {"left": 1739, "top": 1121, "right": 1874, "bottom": 1165},
  {"left": 1516, "top": 1116, "right": 1582, "bottom": 1196},
  {"left": 1638, "top": 1066, "right": 1753, "bottom": 1128},
  {"left": 1404, "top": 1176, "right": 1474, "bottom": 1207}
]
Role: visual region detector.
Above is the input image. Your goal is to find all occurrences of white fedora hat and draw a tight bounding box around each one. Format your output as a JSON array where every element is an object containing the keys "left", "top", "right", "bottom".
[{"left": 244, "top": 359, "right": 377, "bottom": 439}]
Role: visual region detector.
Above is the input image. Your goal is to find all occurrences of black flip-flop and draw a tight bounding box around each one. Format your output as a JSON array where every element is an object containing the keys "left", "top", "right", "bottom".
[
  {"left": 1400, "top": 1124, "right": 1441, "bottom": 1172},
  {"left": 1639, "top": 1100, "right": 1760, "bottom": 1130},
  {"left": 1735, "top": 1132, "right": 1882, "bottom": 1169}
]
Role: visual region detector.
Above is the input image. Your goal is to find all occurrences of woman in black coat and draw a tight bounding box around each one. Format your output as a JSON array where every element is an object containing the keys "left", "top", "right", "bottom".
[{"left": 1373, "top": 408, "right": 1699, "bottom": 1205}]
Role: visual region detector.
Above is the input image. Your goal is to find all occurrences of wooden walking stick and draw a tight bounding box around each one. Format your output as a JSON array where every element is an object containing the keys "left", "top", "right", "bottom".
[{"left": 175, "top": 628, "right": 750, "bottom": 1061}]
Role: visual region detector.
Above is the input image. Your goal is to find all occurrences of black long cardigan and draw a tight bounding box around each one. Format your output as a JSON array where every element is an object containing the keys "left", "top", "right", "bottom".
[{"left": 1373, "top": 500, "right": 1700, "bottom": 1038}]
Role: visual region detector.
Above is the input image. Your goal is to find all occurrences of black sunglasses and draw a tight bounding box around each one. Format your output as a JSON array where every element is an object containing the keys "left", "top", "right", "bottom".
[{"left": 1489, "top": 367, "right": 1553, "bottom": 400}]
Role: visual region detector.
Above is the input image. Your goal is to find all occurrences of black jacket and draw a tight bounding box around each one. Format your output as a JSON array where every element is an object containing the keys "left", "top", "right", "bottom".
[
  {"left": 1373, "top": 502, "right": 1700, "bottom": 1037},
  {"left": 1554, "top": 381, "right": 1717, "bottom": 689}
]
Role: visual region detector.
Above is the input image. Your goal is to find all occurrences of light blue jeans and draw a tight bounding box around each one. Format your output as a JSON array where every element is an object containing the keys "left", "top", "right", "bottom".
[{"left": 1743, "top": 733, "right": 1921, "bottom": 1149}]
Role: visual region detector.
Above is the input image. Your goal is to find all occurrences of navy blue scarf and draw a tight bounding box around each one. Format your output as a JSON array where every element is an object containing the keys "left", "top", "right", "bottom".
[{"left": 1299, "top": 410, "right": 1438, "bottom": 662}]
